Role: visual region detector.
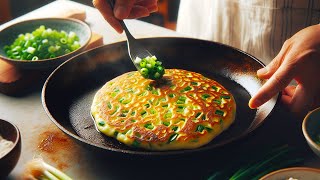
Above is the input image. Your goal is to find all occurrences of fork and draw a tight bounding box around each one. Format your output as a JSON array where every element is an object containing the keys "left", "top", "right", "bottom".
[{"left": 106, "top": 0, "right": 153, "bottom": 70}]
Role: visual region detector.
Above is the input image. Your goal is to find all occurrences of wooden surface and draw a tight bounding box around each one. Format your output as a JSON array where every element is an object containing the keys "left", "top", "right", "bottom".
[{"left": 0, "top": 0, "right": 11, "bottom": 24}]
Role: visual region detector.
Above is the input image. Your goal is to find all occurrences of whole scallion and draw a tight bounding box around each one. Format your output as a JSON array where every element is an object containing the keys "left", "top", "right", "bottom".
[
  {"left": 22, "top": 158, "right": 73, "bottom": 180},
  {"left": 4, "top": 25, "right": 81, "bottom": 61}
]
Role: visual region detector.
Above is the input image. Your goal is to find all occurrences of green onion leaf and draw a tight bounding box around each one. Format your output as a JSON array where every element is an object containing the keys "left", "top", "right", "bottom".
[
  {"left": 172, "top": 126, "right": 178, "bottom": 131},
  {"left": 168, "top": 133, "right": 178, "bottom": 143},
  {"left": 98, "top": 121, "right": 105, "bottom": 126},
  {"left": 196, "top": 125, "right": 205, "bottom": 132},
  {"left": 163, "top": 121, "right": 170, "bottom": 126},
  {"left": 215, "top": 110, "right": 224, "bottom": 116},
  {"left": 132, "top": 140, "right": 140, "bottom": 147},
  {"left": 221, "top": 95, "right": 230, "bottom": 99},
  {"left": 144, "top": 123, "right": 154, "bottom": 129},
  {"left": 202, "top": 94, "right": 211, "bottom": 99}
]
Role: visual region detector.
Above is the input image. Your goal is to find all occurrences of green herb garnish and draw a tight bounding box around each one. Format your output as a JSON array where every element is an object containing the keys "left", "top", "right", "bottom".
[
  {"left": 196, "top": 124, "right": 205, "bottom": 132},
  {"left": 132, "top": 140, "right": 140, "bottom": 147},
  {"left": 140, "top": 110, "right": 147, "bottom": 117},
  {"left": 98, "top": 121, "right": 105, "bottom": 126},
  {"left": 215, "top": 110, "right": 224, "bottom": 116},
  {"left": 172, "top": 126, "right": 178, "bottom": 131},
  {"left": 135, "top": 55, "right": 165, "bottom": 80},
  {"left": 221, "top": 95, "right": 230, "bottom": 99},
  {"left": 168, "top": 133, "right": 178, "bottom": 143},
  {"left": 191, "top": 82, "right": 199, "bottom": 86},
  {"left": 181, "top": 86, "right": 192, "bottom": 92},
  {"left": 202, "top": 94, "right": 211, "bottom": 99},
  {"left": 144, "top": 123, "right": 154, "bottom": 129},
  {"left": 195, "top": 112, "right": 202, "bottom": 119},
  {"left": 4, "top": 25, "right": 80, "bottom": 61},
  {"left": 163, "top": 121, "right": 170, "bottom": 126}
]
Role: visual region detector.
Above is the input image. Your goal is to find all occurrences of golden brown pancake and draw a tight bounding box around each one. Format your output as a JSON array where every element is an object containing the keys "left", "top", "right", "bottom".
[{"left": 91, "top": 69, "right": 236, "bottom": 150}]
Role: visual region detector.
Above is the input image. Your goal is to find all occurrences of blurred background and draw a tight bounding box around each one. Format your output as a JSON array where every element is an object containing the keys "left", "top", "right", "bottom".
[{"left": 0, "top": 0, "right": 180, "bottom": 30}]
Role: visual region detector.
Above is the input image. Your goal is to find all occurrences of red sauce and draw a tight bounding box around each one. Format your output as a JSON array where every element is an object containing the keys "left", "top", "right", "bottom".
[{"left": 37, "top": 124, "right": 82, "bottom": 170}]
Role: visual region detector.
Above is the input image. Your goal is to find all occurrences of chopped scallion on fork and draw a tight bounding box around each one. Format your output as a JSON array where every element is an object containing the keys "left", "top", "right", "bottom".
[{"left": 134, "top": 55, "right": 165, "bottom": 80}]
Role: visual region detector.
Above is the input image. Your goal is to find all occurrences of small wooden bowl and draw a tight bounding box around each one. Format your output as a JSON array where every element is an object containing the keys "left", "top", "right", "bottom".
[{"left": 0, "top": 119, "right": 21, "bottom": 178}]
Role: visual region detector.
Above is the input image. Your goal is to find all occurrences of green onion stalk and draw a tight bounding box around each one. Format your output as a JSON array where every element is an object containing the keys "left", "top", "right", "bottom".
[{"left": 22, "top": 158, "right": 73, "bottom": 180}]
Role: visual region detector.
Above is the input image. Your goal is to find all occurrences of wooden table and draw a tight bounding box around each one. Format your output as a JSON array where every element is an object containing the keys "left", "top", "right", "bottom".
[
  {"left": 1, "top": 1, "right": 319, "bottom": 180},
  {"left": 0, "top": 0, "right": 11, "bottom": 24}
]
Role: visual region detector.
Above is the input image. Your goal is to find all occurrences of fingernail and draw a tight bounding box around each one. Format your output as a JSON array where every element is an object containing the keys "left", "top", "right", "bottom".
[
  {"left": 257, "top": 67, "right": 268, "bottom": 75},
  {"left": 248, "top": 98, "right": 260, "bottom": 109},
  {"left": 114, "top": 6, "right": 128, "bottom": 19}
]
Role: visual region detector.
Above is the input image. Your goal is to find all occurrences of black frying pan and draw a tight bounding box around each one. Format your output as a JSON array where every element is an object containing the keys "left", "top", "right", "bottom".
[{"left": 42, "top": 37, "right": 278, "bottom": 156}]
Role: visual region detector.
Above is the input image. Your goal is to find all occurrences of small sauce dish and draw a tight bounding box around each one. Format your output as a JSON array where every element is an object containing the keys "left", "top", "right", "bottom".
[
  {"left": 0, "top": 119, "right": 21, "bottom": 178},
  {"left": 302, "top": 107, "right": 320, "bottom": 158}
]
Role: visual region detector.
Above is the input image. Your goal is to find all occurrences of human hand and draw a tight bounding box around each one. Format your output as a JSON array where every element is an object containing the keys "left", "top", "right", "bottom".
[
  {"left": 93, "top": 0, "right": 158, "bottom": 33},
  {"left": 249, "top": 24, "right": 320, "bottom": 116}
]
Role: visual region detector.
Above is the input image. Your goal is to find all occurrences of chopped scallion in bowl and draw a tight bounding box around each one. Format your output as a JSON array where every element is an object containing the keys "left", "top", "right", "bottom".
[
  {"left": 4, "top": 25, "right": 81, "bottom": 61},
  {"left": 0, "top": 18, "right": 91, "bottom": 69}
]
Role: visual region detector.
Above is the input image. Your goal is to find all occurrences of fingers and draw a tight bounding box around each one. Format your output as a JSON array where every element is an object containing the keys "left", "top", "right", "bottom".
[
  {"left": 136, "top": 0, "right": 158, "bottom": 12},
  {"left": 282, "top": 83, "right": 320, "bottom": 114},
  {"left": 257, "top": 40, "right": 292, "bottom": 79},
  {"left": 249, "top": 59, "right": 296, "bottom": 109},
  {"left": 136, "top": 0, "right": 157, "bottom": 6},
  {"left": 281, "top": 94, "right": 292, "bottom": 107},
  {"left": 93, "top": 0, "right": 123, "bottom": 33},
  {"left": 147, "top": 5, "right": 158, "bottom": 13},
  {"left": 281, "top": 85, "right": 296, "bottom": 107},
  {"left": 93, "top": 0, "right": 158, "bottom": 33},
  {"left": 249, "top": 40, "right": 295, "bottom": 109},
  {"left": 283, "top": 85, "right": 296, "bottom": 97},
  {"left": 289, "top": 84, "right": 312, "bottom": 115},
  {"left": 113, "top": 0, "right": 157, "bottom": 19},
  {"left": 124, "top": 0, "right": 158, "bottom": 19},
  {"left": 127, "top": 6, "right": 150, "bottom": 19},
  {"left": 114, "top": 0, "right": 135, "bottom": 19}
]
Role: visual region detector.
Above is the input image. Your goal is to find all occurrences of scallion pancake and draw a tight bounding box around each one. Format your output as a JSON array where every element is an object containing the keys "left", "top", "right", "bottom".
[{"left": 91, "top": 69, "right": 236, "bottom": 151}]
